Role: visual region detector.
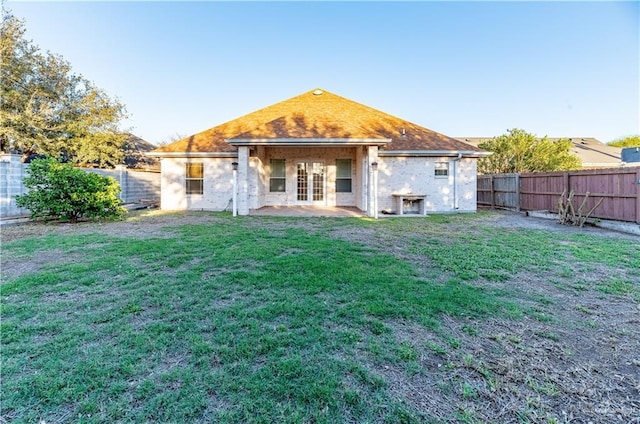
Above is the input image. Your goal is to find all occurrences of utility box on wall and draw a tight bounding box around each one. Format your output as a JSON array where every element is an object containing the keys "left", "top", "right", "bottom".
[{"left": 622, "top": 147, "right": 640, "bottom": 164}]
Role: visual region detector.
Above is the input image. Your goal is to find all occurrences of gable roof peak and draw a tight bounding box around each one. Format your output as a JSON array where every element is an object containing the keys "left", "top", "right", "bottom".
[{"left": 153, "top": 88, "right": 486, "bottom": 154}]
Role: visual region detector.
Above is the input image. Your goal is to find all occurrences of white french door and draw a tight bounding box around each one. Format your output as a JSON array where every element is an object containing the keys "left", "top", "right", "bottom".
[{"left": 296, "top": 162, "right": 325, "bottom": 204}]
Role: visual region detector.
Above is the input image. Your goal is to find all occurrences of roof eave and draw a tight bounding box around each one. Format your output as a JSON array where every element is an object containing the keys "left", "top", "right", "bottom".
[
  {"left": 226, "top": 138, "right": 391, "bottom": 146},
  {"left": 147, "top": 151, "right": 238, "bottom": 158}
]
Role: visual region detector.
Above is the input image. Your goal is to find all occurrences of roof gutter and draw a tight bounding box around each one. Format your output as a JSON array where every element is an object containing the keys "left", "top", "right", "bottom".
[
  {"left": 379, "top": 150, "right": 492, "bottom": 158},
  {"left": 452, "top": 153, "right": 463, "bottom": 210}
]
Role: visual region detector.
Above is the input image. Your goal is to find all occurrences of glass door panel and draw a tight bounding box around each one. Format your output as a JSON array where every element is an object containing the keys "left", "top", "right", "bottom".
[
  {"left": 297, "top": 163, "right": 308, "bottom": 201},
  {"left": 312, "top": 163, "right": 325, "bottom": 201},
  {"left": 296, "top": 162, "right": 325, "bottom": 204}
]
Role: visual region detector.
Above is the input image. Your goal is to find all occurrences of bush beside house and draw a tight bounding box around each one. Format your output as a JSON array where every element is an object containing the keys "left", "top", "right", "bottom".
[{"left": 16, "top": 158, "right": 126, "bottom": 223}]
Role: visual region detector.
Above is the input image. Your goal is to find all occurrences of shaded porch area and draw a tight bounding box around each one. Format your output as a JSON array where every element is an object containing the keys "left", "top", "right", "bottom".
[{"left": 250, "top": 206, "right": 364, "bottom": 217}]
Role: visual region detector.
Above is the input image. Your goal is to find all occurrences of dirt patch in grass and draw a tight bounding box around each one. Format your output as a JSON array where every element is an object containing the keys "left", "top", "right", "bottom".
[
  {"left": 392, "top": 267, "right": 636, "bottom": 418},
  {"left": 381, "top": 299, "right": 640, "bottom": 422},
  {"left": 1, "top": 248, "right": 66, "bottom": 282},
  {"left": 322, "top": 211, "right": 640, "bottom": 422},
  {"left": 0, "top": 210, "right": 228, "bottom": 244}
]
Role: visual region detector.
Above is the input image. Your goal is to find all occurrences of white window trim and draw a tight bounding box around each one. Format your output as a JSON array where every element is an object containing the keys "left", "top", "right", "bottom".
[
  {"left": 336, "top": 159, "right": 353, "bottom": 193},
  {"left": 269, "top": 159, "right": 286, "bottom": 193},
  {"left": 185, "top": 162, "right": 204, "bottom": 195},
  {"left": 435, "top": 161, "right": 449, "bottom": 178}
]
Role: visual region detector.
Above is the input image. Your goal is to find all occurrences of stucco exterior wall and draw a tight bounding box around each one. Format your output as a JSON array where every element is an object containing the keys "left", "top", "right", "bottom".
[
  {"left": 160, "top": 157, "right": 235, "bottom": 211},
  {"left": 377, "top": 156, "right": 477, "bottom": 213}
]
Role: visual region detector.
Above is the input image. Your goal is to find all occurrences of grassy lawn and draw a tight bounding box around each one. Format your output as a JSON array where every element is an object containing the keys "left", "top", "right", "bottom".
[{"left": 2, "top": 211, "right": 638, "bottom": 423}]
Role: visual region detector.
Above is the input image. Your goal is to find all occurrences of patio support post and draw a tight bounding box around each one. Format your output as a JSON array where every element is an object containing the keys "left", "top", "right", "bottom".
[
  {"left": 231, "top": 161, "right": 238, "bottom": 217},
  {"left": 372, "top": 161, "right": 379, "bottom": 219},
  {"left": 237, "top": 147, "right": 250, "bottom": 215},
  {"left": 367, "top": 145, "right": 379, "bottom": 219}
]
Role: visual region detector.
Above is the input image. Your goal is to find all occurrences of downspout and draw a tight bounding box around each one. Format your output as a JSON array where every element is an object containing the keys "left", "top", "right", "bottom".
[{"left": 452, "top": 153, "right": 463, "bottom": 210}]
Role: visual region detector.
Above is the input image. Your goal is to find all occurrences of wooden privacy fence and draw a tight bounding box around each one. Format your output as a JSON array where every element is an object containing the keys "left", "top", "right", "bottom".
[{"left": 478, "top": 167, "right": 640, "bottom": 224}]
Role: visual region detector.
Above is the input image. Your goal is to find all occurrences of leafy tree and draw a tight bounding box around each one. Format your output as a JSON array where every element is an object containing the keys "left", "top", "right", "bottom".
[
  {"left": 16, "top": 158, "right": 126, "bottom": 223},
  {"left": 608, "top": 135, "right": 640, "bottom": 148},
  {"left": 478, "top": 128, "right": 582, "bottom": 174},
  {"left": 1, "top": 11, "right": 128, "bottom": 167}
]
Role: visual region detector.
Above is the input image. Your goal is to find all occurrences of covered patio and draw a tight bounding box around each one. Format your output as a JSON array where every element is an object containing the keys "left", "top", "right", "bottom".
[{"left": 250, "top": 205, "right": 364, "bottom": 217}]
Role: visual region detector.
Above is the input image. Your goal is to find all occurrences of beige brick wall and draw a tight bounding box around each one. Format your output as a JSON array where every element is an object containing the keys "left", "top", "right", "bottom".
[
  {"left": 160, "top": 153, "right": 478, "bottom": 213},
  {"left": 255, "top": 146, "right": 359, "bottom": 208},
  {"left": 377, "top": 156, "right": 477, "bottom": 213},
  {"left": 160, "top": 157, "right": 235, "bottom": 211}
]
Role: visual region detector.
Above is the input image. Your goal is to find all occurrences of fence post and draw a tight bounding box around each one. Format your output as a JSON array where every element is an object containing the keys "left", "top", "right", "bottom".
[
  {"left": 563, "top": 172, "right": 570, "bottom": 197},
  {"left": 114, "top": 165, "right": 128, "bottom": 203},
  {"left": 515, "top": 173, "right": 521, "bottom": 212},
  {"left": 490, "top": 175, "right": 495, "bottom": 209}
]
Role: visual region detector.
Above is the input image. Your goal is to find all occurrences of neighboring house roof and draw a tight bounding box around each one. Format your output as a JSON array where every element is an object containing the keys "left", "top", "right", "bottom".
[
  {"left": 123, "top": 134, "right": 160, "bottom": 169},
  {"left": 456, "top": 137, "right": 622, "bottom": 168},
  {"left": 153, "top": 88, "right": 485, "bottom": 155}
]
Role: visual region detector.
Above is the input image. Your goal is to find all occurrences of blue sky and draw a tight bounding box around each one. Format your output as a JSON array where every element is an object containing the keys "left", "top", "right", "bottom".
[{"left": 8, "top": 1, "right": 639, "bottom": 145}]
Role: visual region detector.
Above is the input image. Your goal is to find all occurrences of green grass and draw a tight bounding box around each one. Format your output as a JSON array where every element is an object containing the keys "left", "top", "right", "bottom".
[{"left": 1, "top": 212, "right": 637, "bottom": 423}]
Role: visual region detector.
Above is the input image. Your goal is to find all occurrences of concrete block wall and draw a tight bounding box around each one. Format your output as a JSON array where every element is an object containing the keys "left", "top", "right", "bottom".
[
  {"left": 0, "top": 154, "right": 29, "bottom": 218},
  {"left": 85, "top": 166, "right": 161, "bottom": 204}
]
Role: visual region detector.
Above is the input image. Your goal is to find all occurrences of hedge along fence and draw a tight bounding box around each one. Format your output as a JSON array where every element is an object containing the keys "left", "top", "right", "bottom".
[
  {"left": 478, "top": 167, "right": 640, "bottom": 224},
  {"left": 0, "top": 154, "right": 161, "bottom": 219}
]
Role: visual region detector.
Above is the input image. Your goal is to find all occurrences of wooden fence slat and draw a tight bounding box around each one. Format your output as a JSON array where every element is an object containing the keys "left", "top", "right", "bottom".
[{"left": 636, "top": 168, "right": 640, "bottom": 224}]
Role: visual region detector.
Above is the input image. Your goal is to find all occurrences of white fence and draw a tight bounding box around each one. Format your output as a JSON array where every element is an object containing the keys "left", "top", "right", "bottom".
[{"left": 0, "top": 154, "right": 161, "bottom": 218}]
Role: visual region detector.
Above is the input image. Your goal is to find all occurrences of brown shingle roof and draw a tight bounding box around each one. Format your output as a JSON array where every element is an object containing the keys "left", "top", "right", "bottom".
[
  {"left": 154, "top": 89, "right": 484, "bottom": 154},
  {"left": 123, "top": 134, "right": 159, "bottom": 169}
]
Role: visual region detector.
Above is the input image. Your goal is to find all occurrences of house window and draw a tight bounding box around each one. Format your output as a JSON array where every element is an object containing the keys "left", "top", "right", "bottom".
[
  {"left": 435, "top": 162, "right": 449, "bottom": 178},
  {"left": 186, "top": 163, "right": 204, "bottom": 195},
  {"left": 270, "top": 159, "right": 286, "bottom": 192},
  {"left": 336, "top": 159, "right": 352, "bottom": 192}
]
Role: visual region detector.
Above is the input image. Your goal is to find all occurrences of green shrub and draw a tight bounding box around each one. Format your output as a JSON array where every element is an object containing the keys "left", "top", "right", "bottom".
[{"left": 16, "top": 158, "right": 126, "bottom": 223}]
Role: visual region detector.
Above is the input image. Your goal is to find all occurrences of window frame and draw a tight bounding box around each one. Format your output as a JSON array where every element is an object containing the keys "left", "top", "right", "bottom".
[
  {"left": 269, "top": 159, "right": 286, "bottom": 193},
  {"left": 185, "top": 162, "right": 204, "bottom": 195},
  {"left": 434, "top": 161, "right": 449, "bottom": 178},
  {"left": 335, "top": 159, "right": 352, "bottom": 193}
]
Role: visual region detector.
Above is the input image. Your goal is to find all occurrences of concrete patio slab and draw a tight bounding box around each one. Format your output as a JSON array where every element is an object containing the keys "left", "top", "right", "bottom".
[{"left": 250, "top": 206, "right": 364, "bottom": 217}]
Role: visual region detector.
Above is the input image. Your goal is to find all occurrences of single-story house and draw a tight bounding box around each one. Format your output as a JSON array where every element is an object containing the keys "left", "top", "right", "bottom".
[{"left": 149, "top": 88, "right": 490, "bottom": 217}]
